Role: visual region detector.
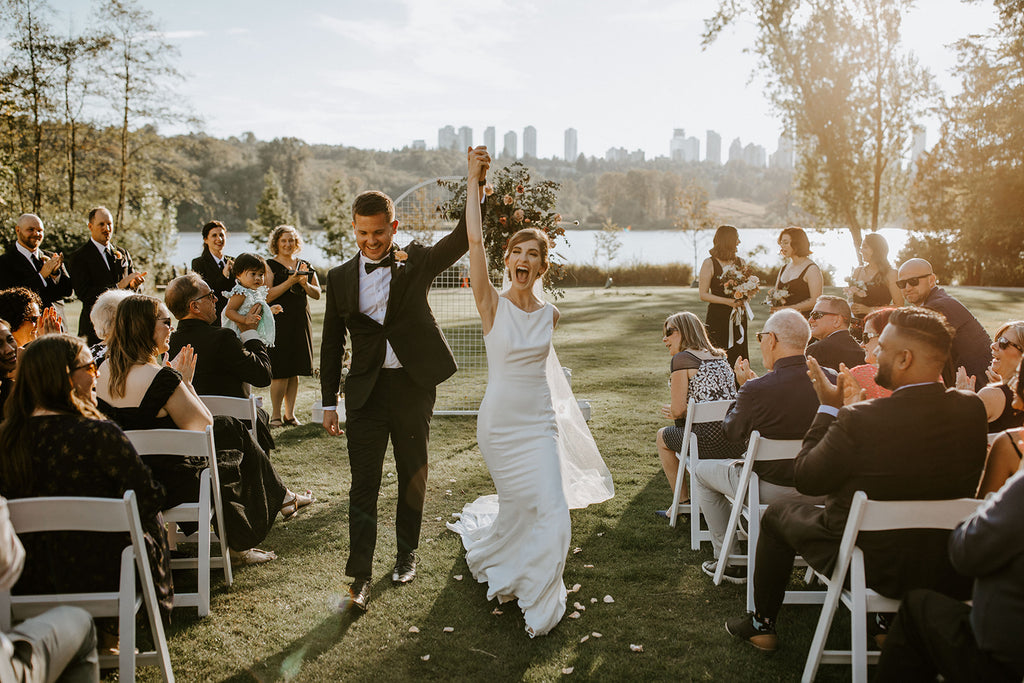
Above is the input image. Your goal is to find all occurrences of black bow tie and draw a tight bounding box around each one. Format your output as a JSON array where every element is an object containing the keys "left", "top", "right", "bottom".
[{"left": 365, "top": 255, "right": 393, "bottom": 274}]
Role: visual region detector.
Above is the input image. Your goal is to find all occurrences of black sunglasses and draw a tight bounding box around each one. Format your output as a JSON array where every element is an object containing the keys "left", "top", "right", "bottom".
[
  {"left": 664, "top": 327, "right": 678, "bottom": 336},
  {"left": 996, "top": 336, "right": 1023, "bottom": 352},
  {"left": 896, "top": 274, "right": 932, "bottom": 289},
  {"left": 809, "top": 310, "right": 847, "bottom": 322}
]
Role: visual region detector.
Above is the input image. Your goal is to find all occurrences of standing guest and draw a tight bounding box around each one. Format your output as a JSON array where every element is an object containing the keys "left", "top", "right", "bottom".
[
  {"left": 978, "top": 359, "right": 1024, "bottom": 497},
  {"left": 847, "top": 232, "right": 903, "bottom": 320},
  {"left": 0, "top": 213, "right": 73, "bottom": 310},
  {"left": 0, "top": 319, "right": 16, "bottom": 414},
  {"left": 896, "top": 257, "right": 991, "bottom": 390},
  {"left": 0, "top": 334, "right": 173, "bottom": 639},
  {"left": 843, "top": 307, "right": 896, "bottom": 400},
  {"left": 67, "top": 206, "right": 146, "bottom": 345},
  {"left": 770, "top": 226, "right": 822, "bottom": 316},
  {"left": 190, "top": 220, "right": 235, "bottom": 325},
  {"left": 693, "top": 309, "right": 830, "bottom": 583},
  {"left": 958, "top": 321, "right": 1024, "bottom": 434},
  {"left": 265, "top": 225, "right": 321, "bottom": 427},
  {"left": 805, "top": 295, "right": 866, "bottom": 372},
  {"left": 725, "top": 308, "right": 988, "bottom": 652},
  {"left": 655, "top": 311, "right": 743, "bottom": 518},
  {"left": 320, "top": 147, "right": 490, "bottom": 612},
  {"left": 699, "top": 225, "right": 749, "bottom": 366},
  {"left": 876, "top": 468, "right": 1024, "bottom": 682},
  {"left": 1, "top": 496, "right": 99, "bottom": 683},
  {"left": 87, "top": 288, "right": 132, "bottom": 365}
]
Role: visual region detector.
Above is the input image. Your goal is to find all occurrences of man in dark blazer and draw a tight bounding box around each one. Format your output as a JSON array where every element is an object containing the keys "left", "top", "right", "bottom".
[
  {"left": 67, "top": 206, "right": 145, "bottom": 344},
  {"left": 726, "top": 307, "right": 988, "bottom": 652},
  {"left": 806, "top": 295, "right": 866, "bottom": 371},
  {"left": 0, "top": 214, "right": 73, "bottom": 310},
  {"left": 320, "top": 146, "right": 490, "bottom": 611},
  {"left": 190, "top": 220, "right": 235, "bottom": 325},
  {"left": 897, "top": 258, "right": 991, "bottom": 390}
]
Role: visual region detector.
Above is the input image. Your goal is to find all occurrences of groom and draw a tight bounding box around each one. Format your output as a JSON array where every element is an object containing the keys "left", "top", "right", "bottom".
[{"left": 321, "top": 146, "right": 490, "bottom": 611}]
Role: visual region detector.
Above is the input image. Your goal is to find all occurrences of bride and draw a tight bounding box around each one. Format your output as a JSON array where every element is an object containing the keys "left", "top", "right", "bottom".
[{"left": 447, "top": 148, "right": 613, "bottom": 637}]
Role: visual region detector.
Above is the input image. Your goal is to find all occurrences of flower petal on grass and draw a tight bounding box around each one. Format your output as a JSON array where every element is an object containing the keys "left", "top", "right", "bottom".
[
  {"left": 603, "top": 595, "right": 614, "bottom": 603},
  {"left": 562, "top": 667, "right": 574, "bottom": 675},
  {"left": 568, "top": 611, "right": 581, "bottom": 619},
  {"left": 579, "top": 635, "right": 590, "bottom": 643},
  {"left": 590, "top": 598, "right": 597, "bottom": 603},
  {"left": 443, "top": 626, "right": 454, "bottom": 633},
  {"left": 492, "top": 608, "right": 503, "bottom": 616},
  {"left": 573, "top": 602, "right": 585, "bottom": 611},
  {"left": 591, "top": 632, "right": 603, "bottom": 638},
  {"left": 568, "top": 583, "right": 581, "bottom": 593},
  {"left": 408, "top": 626, "right": 420, "bottom": 633},
  {"left": 454, "top": 575, "right": 463, "bottom": 581},
  {"left": 583, "top": 564, "right": 594, "bottom": 568},
  {"left": 421, "top": 654, "right": 430, "bottom": 661},
  {"left": 572, "top": 547, "right": 582, "bottom": 554},
  {"left": 630, "top": 644, "right": 644, "bottom": 652}
]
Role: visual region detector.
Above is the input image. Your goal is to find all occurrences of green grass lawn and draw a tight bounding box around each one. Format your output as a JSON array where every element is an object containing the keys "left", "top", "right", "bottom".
[{"left": 64, "top": 285, "right": 1024, "bottom": 682}]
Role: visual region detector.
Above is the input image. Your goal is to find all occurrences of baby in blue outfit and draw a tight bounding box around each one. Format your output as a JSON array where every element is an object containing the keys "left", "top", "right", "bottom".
[{"left": 222, "top": 252, "right": 281, "bottom": 346}]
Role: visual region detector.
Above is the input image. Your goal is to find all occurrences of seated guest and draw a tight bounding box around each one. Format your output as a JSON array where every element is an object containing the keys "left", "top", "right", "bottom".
[
  {"left": 0, "top": 334, "right": 173, "bottom": 647},
  {"left": 805, "top": 295, "right": 865, "bottom": 371},
  {"left": 96, "top": 294, "right": 312, "bottom": 565},
  {"left": 655, "top": 311, "right": 744, "bottom": 518},
  {"left": 88, "top": 288, "right": 133, "bottom": 365},
  {"left": 876, "top": 467, "right": 1024, "bottom": 682},
  {"left": 0, "top": 287, "right": 42, "bottom": 349},
  {"left": 0, "top": 319, "right": 16, "bottom": 414},
  {"left": 693, "top": 309, "right": 831, "bottom": 582},
  {"left": 843, "top": 307, "right": 895, "bottom": 400},
  {"left": 978, "top": 359, "right": 1024, "bottom": 497},
  {"left": 957, "top": 321, "right": 1024, "bottom": 434},
  {"left": 1, "top": 495, "right": 99, "bottom": 682},
  {"left": 897, "top": 257, "right": 992, "bottom": 390},
  {"left": 725, "top": 308, "right": 988, "bottom": 652}
]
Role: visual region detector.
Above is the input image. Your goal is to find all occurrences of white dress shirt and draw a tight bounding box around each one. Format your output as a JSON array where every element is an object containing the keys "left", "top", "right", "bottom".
[
  {"left": 359, "top": 253, "right": 402, "bottom": 369},
  {"left": 14, "top": 241, "right": 48, "bottom": 287}
]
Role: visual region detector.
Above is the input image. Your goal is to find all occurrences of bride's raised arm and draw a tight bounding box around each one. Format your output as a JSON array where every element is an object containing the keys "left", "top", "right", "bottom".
[{"left": 466, "top": 145, "right": 499, "bottom": 333}]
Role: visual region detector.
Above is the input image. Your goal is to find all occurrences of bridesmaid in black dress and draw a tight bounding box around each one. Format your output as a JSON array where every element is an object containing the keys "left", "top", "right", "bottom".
[
  {"left": 848, "top": 232, "right": 903, "bottom": 319},
  {"left": 699, "top": 225, "right": 749, "bottom": 366},
  {"left": 265, "top": 226, "right": 321, "bottom": 427},
  {"left": 771, "top": 226, "right": 822, "bottom": 316}
]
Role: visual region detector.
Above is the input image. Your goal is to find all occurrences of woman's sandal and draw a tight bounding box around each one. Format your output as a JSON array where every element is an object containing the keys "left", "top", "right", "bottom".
[
  {"left": 230, "top": 548, "right": 278, "bottom": 565},
  {"left": 269, "top": 418, "right": 284, "bottom": 428},
  {"left": 281, "top": 489, "right": 316, "bottom": 520},
  {"left": 283, "top": 416, "right": 302, "bottom": 426}
]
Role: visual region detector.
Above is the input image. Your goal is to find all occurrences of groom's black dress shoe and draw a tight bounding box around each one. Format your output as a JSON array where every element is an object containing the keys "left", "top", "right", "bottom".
[
  {"left": 349, "top": 580, "right": 371, "bottom": 612},
  {"left": 392, "top": 552, "right": 416, "bottom": 585}
]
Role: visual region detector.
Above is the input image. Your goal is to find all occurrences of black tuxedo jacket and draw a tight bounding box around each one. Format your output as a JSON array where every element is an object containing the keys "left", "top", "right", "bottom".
[
  {"left": 0, "top": 240, "right": 73, "bottom": 308},
  {"left": 787, "top": 383, "right": 987, "bottom": 598},
  {"left": 67, "top": 240, "right": 136, "bottom": 340},
  {"left": 806, "top": 329, "right": 865, "bottom": 372},
  {"left": 320, "top": 213, "right": 469, "bottom": 410},
  {"left": 191, "top": 250, "right": 235, "bottom": 324},
  {"left": 168, "top": 318, "right": 272, "bottom": 397}
]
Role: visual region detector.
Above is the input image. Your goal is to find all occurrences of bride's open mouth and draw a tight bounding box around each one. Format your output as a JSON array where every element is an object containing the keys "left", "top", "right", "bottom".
[{"left": 514, "top": 265, "right": 530, "bottom": 284}]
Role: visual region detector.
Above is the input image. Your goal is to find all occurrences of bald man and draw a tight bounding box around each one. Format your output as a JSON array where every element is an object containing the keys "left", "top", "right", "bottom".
[
  {"left": 0, "top": 214, "right": 73, "bottom": 309},
  {"left": 896, "top": 258, "right": 991, "bottom": 391}
]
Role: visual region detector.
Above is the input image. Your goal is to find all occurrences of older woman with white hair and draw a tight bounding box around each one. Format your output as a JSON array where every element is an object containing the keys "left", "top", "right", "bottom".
[{"left": 88, "top": 288, "right": 133, "bottom": 364}]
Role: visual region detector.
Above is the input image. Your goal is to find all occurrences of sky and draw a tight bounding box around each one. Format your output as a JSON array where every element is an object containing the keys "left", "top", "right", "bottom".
[{"left": 46, "top": 0, "right": 999, "bottom": 160}]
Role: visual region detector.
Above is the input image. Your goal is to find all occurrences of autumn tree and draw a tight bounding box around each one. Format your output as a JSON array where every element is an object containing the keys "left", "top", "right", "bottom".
[
  {"left": 704, "top": 0, "right": 932, "bottom": 252},
  {"left": 317, "top": 177, "right": 357, "bottom": 262}
]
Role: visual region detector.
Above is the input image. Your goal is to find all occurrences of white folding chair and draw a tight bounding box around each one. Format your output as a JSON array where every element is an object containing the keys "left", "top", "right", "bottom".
[
  {"left": 0, "top": 492, "right": 175, "bottom": 682},
  {"left": 667, "top": 399, "right": 734, "bottom": 544},
  {"left": 713, "top": 431, "right": 821, "bottom": 610},
  {"left": 200, "top": 394, "right": 259, "bottom": 440},
  {"left": 801, "top": 491, "right": 982, "bottom": 683},
  {"left": 125, "top": 426, "right": 232, "bottom": 617}
]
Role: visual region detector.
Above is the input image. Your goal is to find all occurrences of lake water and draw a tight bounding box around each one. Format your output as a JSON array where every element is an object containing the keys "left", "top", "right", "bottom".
[{"left": 172, "top": 227, "right": 910, "bottom": 281}]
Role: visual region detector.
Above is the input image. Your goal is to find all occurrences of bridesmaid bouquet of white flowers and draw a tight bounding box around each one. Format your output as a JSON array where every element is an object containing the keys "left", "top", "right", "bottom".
[
  {"left": 844, "top": 276, "right": 868, "bottom": 300},
  {"left": 763, "top": 287, "right": 790, "bottom": 308},
  {"left": 720, "top": 264, "right": 761, "bottom": 303}
]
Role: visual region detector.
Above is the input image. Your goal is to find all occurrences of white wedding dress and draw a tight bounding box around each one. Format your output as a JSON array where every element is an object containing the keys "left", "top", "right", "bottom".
[{"left": 447, "top": 295, "right": 614, "bottom": 637}]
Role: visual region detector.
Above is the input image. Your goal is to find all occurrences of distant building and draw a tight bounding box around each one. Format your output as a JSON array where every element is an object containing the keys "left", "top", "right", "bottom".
[
  {"left": 670, "top": 128, "right": 687, "bottom": 161},
  {"left": 564, "top": 128, "right": 578, "bottom": 162},
  {"left": 706, "top": 130, "right": 721, "bottom": 165},
  {"left": 411, "top": 139, "right": 426, "bottom": 151},
  {"left": 438, "top": 125, "right": 457, "bottom": 150},
  {"left": 605, "top": 146, "right": 628, "bottom": 162},
  {"left": 728, "top": 137, "right": 744, "bottom": 163},
  {"left": 629, "top": 148, "right": 646, "bottom": 163},
  {"left": 743, "top": 142, "right": 767, "bottom": 168},
  {"left": 523, "top": 125, "right": 537, "bottom": 158},
  {"left": 911, "top": 125, "right": 927, "bottom": 165},
  {"left": 484, "top": 126, "right": 496, "bottom": 153},
  {"left": 770, "top": 134, "right": 794, "bottom": 171},
  {"left": 458, "top": 126, "right": 473, "bottom": 150},
  {"left": 503, "top": 130, "right": 518, "bottom": 159},
  {"left": 683, "top": 136, "right": 700, "bottom": 163}
]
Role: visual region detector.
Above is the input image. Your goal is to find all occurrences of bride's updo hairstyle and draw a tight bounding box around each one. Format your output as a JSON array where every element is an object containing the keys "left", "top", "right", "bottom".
[{"left": 504, "top": 228, "right": 551, "bottom": 271}]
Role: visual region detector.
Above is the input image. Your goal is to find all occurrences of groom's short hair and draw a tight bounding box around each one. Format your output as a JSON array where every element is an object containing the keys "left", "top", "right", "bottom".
[{"left": 352, "top": 191, "right": 395, "bottom": 223}]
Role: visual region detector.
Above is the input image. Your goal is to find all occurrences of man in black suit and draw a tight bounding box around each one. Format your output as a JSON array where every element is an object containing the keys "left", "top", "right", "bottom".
[
  {"left": 806, "top": 295, "right": 865, "bottom": 371},
  {"left": 190, "top": 220, "right": 235, "bottom": 325},
  {"left": 897, "top": 258, "right": 991, "bottom": 390},
  {"left": 320, "top": 146, "right": 490, "bottom": 611},
  {"left": 0, "top": 214, "right": 73, "bottom": 311},
  {"left": 693, "top": 308, "right": 830, "bottom": 583},
  {"left": 726, "top": 307, "right": 988, "bottom": 652},
  {"left": 67, "top": 206, "right": 145, "bottom": 344}
]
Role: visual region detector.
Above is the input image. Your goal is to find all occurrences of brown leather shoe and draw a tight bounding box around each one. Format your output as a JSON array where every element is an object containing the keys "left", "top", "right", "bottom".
[
  {"left": 349, "top": 579, "right": 370, "bottom": 612},
  {"left": 392, "top": 552, "right": 416, "bottom": 585}
]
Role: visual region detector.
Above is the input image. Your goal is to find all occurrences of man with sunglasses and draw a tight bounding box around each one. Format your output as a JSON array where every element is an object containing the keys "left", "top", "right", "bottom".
[
  {"left": 897, "top": 258, "right": 991, "bottom": 390},
  {"left": 806, "top": 295, "right": 865, "bottom": 372}
]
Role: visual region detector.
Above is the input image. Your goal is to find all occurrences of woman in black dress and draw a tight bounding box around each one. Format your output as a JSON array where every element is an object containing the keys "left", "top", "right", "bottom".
[
  {"left": 0, "top": 334, "right": 173, "bottom": 632},
  {"left": 771, "top": 226, "right": 822, "bottom": 316},
  {"left": 699, "top": 225, "right": 749, "bottom": 366},
  {"left": 847, "top": 232, "right": 903, "bottom": 320},
  {"left": 265, "top": 226, "right": 321, "bottom": 427},
  {"left": 190, "top": 220, "right": 235, "bottom": 325}
]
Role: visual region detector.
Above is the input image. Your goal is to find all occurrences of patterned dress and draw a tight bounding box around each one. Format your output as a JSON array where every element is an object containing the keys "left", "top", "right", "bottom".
[{"left": 661, "top": 351, "right": 745, "bottom": 459}]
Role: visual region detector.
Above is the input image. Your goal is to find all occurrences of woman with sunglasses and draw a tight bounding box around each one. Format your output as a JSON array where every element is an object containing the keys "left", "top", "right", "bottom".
[
  {"left": 958, "top": 322, "right": 1024, "bottom": 434},
  {"left": 771, "top": 227, "right": 822, "bottom": 316},
  {"left": 654, "top": 311, "right": 744, "bottom": 517},
  {"left": 844, "top": 307, "right": 896, "bottom": 401},
  {"left": 977, "top": 357, "right": 1024, "bottom": 497}
]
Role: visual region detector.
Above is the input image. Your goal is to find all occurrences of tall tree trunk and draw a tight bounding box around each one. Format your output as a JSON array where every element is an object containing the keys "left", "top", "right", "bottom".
[
  {"left": 116, "top": 46, "right": 129, "bottom": 229},
  {"left": 26, "top": 5, "right": 42, "bottom": 212}
]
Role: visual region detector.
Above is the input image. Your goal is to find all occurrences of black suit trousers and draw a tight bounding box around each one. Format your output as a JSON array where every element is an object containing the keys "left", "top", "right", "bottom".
[{"left": 344, "top": 368, "right": 435, "bottom": 580}]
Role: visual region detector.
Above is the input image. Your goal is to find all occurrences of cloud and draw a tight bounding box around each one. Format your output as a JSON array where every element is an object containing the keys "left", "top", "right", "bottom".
[
  {"left": 159, "top": 30, "right": 208, "bottom": 40},
  {"left": 225, "top": 28, "right": 249, "bottom": 36}
]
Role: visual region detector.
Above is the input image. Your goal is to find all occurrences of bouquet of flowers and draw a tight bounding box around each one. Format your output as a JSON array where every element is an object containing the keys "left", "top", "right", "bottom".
[
  {"left": 720, "top": 264, "right": 761, "bottom": 302},
  {"left": 844, "top": 276, "right": 868, "bottom": 300},
  {"left": 763, "top": 286, "right": 790, "bottom": 308}
]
